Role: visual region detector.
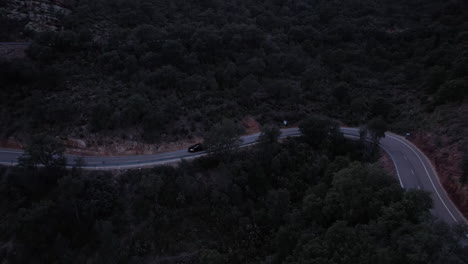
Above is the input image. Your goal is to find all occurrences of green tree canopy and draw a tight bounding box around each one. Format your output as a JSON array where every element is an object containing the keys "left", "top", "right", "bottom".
[
  {"left": 367, "top": 117, "right": 388, "bottom": 141},
  {"left": 204, "top": 119, "right": 243, "bottom": 153},
  {"left": 258, "top": 125, "right": 281, "bottom": 145},
  {"left": 18, "top": 135, "right": 66, "bottom": 169},
  {"left": 299, "top": 115, "right": 342, "bottom": 149}
]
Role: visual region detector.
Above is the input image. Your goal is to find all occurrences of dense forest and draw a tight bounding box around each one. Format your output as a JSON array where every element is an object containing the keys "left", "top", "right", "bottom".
[
  {"left": 0, "top": 0, "right": 467, "bottom": 143},
  {"left": 1, "top": 122, "right": 467, "bottom": 263},
  {"left": 1, "top": 1, "right": 468, "bottom": 262}
]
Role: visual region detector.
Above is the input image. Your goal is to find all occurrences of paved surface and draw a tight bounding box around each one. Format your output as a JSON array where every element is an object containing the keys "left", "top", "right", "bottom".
[
  {"left": 0, "top": 128, "right": 301, "bottom": 169},
  {"left": 341, "top": 128, "right": 467, "bottom": 225},
  {"left": 0, "top": 127, "right": 465, "bottom": 225}
]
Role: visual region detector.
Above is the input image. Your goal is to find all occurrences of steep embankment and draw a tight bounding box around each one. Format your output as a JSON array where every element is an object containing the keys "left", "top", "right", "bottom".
[
  {"left": 411, "top": 104, "right": 468, "bottom": 217},
  {"left": 6, "top": 0, "right": 71, "bottom": 31}
]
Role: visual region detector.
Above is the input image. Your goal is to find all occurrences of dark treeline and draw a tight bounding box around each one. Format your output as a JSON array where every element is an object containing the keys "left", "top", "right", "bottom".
[
  {"left": 0, "top": 0, "right": 467, "bottom": 142},
  {"left": 1, "top": 123, "right": 467, "bottom": 263},
  {"left": 0, "top": 0, "right": 26, "bottom": 40}
]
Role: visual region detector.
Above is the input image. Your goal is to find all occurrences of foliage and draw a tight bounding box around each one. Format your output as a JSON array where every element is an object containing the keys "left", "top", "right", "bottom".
[
  {"left": 358, "top": 117, "right": 388, "bottom": 160},
  {"left": 299, "top": 115, "right": 342, "bottom": 149},
  {"left": 462, "top": 151, "right": 468, "bottom": 184},
  {"left": 258, "top": 124, "right": 281, "bottom": 144},
  {"left": 1, "top": 0, "right": 467, "bottom": 262},
  {"left": 18, "top": 134, "right": 66, "bottom": 169},
  {"left": 367, "top": 117, "right": 388, "bottom": 141},
  {"left": 1, "top": 0, "right": 467, "bottom": 142},
  {"left": 436, "top": 79, "right": 468, "bottom": 104},
  {"left": 204, "top": 119, "right": 243, "bottom": 154},
  {"left": 1, "top": 133, "right": 466, "bottom": 263}
]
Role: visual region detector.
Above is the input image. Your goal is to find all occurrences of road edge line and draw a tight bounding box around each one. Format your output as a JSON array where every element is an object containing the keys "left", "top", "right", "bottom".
[
  {"left": 388, "top": 134, "right": 463, "bottom": 224},
  {"left": 379, "top": 144, "right": 405, "bottom": 188}
]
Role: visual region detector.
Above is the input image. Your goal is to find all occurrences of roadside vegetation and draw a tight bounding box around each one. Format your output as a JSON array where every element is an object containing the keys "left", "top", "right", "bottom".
[
  {"left": 0, "top": 0, "right": 466, "bottom": 144},
  {"left": 462, "top": 151, "right": 468, "bottom": 184},
  {"left": 0, "top": 0, "right": 467, "bottom": 263},
  {"left": 1, "top": 123, "right": 467, "bottom": 263}
]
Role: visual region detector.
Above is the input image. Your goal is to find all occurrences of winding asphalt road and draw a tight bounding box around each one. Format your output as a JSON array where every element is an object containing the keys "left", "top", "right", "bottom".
[{"left": 0, "top": 127, "right": 465, "bottom": 225}]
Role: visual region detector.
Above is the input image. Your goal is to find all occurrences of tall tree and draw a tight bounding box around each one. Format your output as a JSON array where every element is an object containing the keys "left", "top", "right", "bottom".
[
  {"left": 204, "top": 119, "right": 243, "bottom": 154},
  {"left": 258, "top": 125, "right": 281, "bottom": 145},
  {"left": 367, "top": 117, "right": 387, "bottom": 141},
  {"left": 299, "top": 115, "right": 342, "bottom": 149},
  {"left": 18, "top": 135, "right": 67, "bottom": 169}
]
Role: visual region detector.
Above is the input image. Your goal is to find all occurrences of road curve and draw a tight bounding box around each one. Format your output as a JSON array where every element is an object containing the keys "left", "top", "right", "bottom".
[
  {"left": 0, "top": 127, "right": 465, "bottom": 225},
  {"left": 341, "top": 128, "right": 467, "bottom": 225}
]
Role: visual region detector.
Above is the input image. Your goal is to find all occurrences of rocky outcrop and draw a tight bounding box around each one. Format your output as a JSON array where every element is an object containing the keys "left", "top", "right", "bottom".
[
  {"left": 7, "top": 0, "right": 73, "bottom": 31},
  {"left": 0, "top": 43, "right": 29, "bottom": 59}
]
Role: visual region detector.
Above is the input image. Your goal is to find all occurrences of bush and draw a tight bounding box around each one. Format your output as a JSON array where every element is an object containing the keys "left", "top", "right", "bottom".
[
  {"left": 462, "top": 151, "right": 468, "bottom": 184},
  {"left": 299, "top": 115, "right": 341, "bottom": 149},
  {"left": 436, "top": 79, "right": 467, "bottom": 104},
  {"left": 204, "top": 119, "right": 243, "bottom": 153}
]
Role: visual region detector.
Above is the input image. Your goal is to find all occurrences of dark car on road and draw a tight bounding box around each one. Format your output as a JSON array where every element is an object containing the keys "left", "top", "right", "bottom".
[{"left": 188, "top": 143, "right": 203, "bottom": 153}]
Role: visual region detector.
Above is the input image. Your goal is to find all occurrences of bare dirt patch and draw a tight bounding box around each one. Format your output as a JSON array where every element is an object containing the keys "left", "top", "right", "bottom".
[
  {"left": 0, "top": 137, "right": 24, "bottom": 149},
  {"left": 0, "top": 134, "right": 204, "bottom": 157},
  {"left": 411, "top": 132, "right": 468, "bottom": 218},
  {"left": 379, "top": 150, "right": 397, "bottom": 179},
  {"left": 64, "top": 135, "right": 204, "bottom": 156},
  {"left": 0, "top": 44, "right": 28, "bottom": 60},
  {"left": 70, "top": 116, "right": 262, "bottom": 156},
  {"left": 241, "top": 115, "right": 261, "bottom": 134},
  {"left": 408, "top": 104, "right": 468, "bottom": 219},
  {"left": 0, "top": 115, "right": 262, "bottom": 157}
]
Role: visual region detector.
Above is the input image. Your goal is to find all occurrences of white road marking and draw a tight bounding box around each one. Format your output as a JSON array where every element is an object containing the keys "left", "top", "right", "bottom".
[
  {"left": 1, "top": 128, "right": 465, "bottom": 224},
  {"left": 388, "top": 134, "right": 462, "bottom": 223},
  {"left": 411, "top": 169, "right": 415, "bottom": 175},
  {"left": 379, "top": 145, "right": 404, "bottom": 188}
]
